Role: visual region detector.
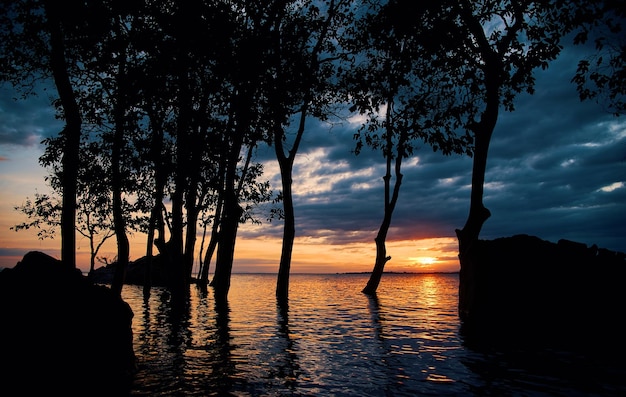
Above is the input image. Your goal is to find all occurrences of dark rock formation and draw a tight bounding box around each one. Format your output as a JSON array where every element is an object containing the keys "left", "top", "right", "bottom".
[
  {"left": 461, "top": 234, "right": 626, "bottom": 356},
  {"left": 0, "top": 251, "right": 136, "bottom": 396},
  {"left": 90, "top": 252, "right": 171, "bottom": 287}
]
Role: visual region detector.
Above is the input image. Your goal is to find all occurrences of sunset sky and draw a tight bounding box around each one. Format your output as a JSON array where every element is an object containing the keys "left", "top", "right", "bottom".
[{"left": 1, "top": 43, "right": 625, "bottom": 275}]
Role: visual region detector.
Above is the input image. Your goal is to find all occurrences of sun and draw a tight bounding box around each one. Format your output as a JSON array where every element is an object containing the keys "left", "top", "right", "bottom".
[{"left": 410, "top": 256, "right": 438, "bottom": 265}]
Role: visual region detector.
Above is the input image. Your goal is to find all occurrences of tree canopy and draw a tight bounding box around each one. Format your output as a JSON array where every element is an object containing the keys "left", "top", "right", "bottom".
[{"left": 2, "top": 0, "right": 623, "bottom": 301}]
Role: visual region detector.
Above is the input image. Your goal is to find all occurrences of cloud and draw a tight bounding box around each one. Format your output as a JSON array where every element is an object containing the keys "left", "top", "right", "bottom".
[
  {"left": 239, "top": 42, "right": 626, "bottom": 255},
  {"left": 0, "top": 83, "right": 62, "bottom": 147},
  {"left": 1, "top": 39, "right": 624, "bottom": 274}
]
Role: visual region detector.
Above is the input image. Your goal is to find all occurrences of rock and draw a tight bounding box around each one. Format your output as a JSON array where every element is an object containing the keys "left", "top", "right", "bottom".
[
  {"left": 461, "top": 234, "right": 626, "bottom": 356},
  {"left": 0, "top": 251, "right": 136, "bottom": 396},
  {"left": 90, "top": 252, "right": 171, "bottom": 287}
]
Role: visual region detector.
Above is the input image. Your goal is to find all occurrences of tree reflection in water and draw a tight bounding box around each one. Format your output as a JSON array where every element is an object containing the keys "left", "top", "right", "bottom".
[
  {"left": 206, "top": 295, "right": 236, "bottom": 395},
  {"left": 123, "top": 274, "right": 626, "bottom": 396},
  {"left": 271, "top": 300, "right": 300, "bottom": 392}
]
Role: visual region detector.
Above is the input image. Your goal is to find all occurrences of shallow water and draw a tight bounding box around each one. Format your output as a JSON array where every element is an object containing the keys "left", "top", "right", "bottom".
[{"left": 122, "top": 273, "right": 626, "bottom": 396}]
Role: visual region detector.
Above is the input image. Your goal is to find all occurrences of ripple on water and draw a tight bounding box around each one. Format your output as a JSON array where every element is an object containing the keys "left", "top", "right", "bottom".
[{"left": 123, "top": 273, "right": 626, "bottom": 396}]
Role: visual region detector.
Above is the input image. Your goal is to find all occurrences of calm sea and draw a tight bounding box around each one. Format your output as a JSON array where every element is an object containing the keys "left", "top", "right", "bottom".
[{"left": 121, "top": 273, "right": 626, "bottom": 396}]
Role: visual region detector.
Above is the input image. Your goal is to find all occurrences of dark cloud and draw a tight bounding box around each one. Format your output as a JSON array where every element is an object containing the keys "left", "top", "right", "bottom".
[
  {"left": 0, "top": 83, "right": 61, "bottom": 147},
  {"left": 1, "top": 42, "right": 624, "bottom": 262},
  {"left": 240, "top": 43, "right": 626, "bottom": 255}
]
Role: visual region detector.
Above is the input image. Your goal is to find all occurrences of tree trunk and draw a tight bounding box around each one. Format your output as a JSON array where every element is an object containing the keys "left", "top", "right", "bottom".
[
  {"left": 184, "top": 185, "right": 199, "bottom": 282},
  {"left": 89, "top": 238, "right": 96, "bottom": 274},
  {"left": 200, "top": 228, "right": 219, "bottom": 287},
  {"left": 144, "top": 209, "right": 156, "bottom": 298},
  {"left": 200, "top": 156, "right": 226, "bottom": 288},
  {"left": 168, "top": 184, "right": 186, "bottom": 299},
  {"left": 111, "top": 189, "right": 130, "bottom": 297},
  {"left": 200, "top": 196, "right": 222, "bottom": 287},
  {"left": 44, "top": 1, "right": 81, "bottom": 270},
  {"left": 168, "top": 62, "right": 192, "bottom": 304},
  {"left": 275, "top": 105, "right": 307, "bottom": 302},
  {"left": 363, "top": 235, "right": 392, "bottom": 295},
  {"left": 455, "top": 1, "right": 505, "bottom": 321},
  {"left": 144, "top": 111, "right": 167, "bottom": 297},
  {"left": 211, "top": 132, "right": 244, "bottom": 301},
  {"left": 456, "top": 54, "right": 500, "bottom": 322},
  {"left": 110, "top": 63, "right": 130, "bottom": 297},
  {"left": 212, "top": 191, "right": 242, "bottom": 302},
  {"left": 455, "top": 127, "right": 493, "bottom": 321},
  {"left": 362, "top": 160, "right": 403, "bottom": 295},
  {"left": 110, "top": 125, "right": 129, "bottom": 297},
  {"left": 362, "top": 100, "right": 404, "bottom": 295},
  {"left": 276, "top": 164, "right": 295, "bottom": 303},
  {"left": 211, "top": 84, "right": 249, "bottom": 301}
]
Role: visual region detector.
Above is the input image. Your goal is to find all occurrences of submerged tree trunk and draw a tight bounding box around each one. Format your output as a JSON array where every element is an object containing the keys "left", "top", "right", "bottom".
[
  {"left": 455, "top": 7, "right": 501, "bottom": 320},
  {"left": 211, "top": 104, "right": 246, "bottom": 301},
  {"left": 44, "top": 1, "right": 81, "bottom": 270},
  {"left": 110, "top": 125, "right": 130, "bottom": 296},
  {"left": 184, "top": 183, "right": 200, "bottom": 282},
  {"left": 144, "top": 179, "right": 166, "bottom": 298},
  {"left": 275, "top": 163, "right": 295, "bottom": 303},
  {"left": 168, "top": 181, "right": 186, "bottom": 299},
  {"left": 144, "top": 112, "right": 167, "bottom": 298},
  {"left": 455, "top": 126, "right": 494, "bottom": 321},
  {"left": 212, "top": 142, "right": 255, "bottom": 300},
  {"left": 211, "top": 191, "right": 242, "bottom": 302},
  {"left": 275, "top": 106, "right": 307, "bottom": 303},
  {"left": 362, "top": 231, "right": 393, "bottom": 295},
  {"left": 168, "top": 58, "right": 194, "bottom": 305},
  {"left": 362, "top": 146, "right": 403, "bottom": 295},
  {"left": 362, "top": 99, "right": 404, "bottom": 295},
  {"left": 200, "top": 193, "right": 223, "bottom": 288},
  {"left": 199, "top": 151, "right": 227, "bottom": 288},
  {"left": 144, "top": 206, "right": 157, "bottom": 297},
  {"left": 183, "top": 130, "right": 205, "bottom": 282},
  {"left": 110, "top": 56, "right": 130, "bottom": 297}
]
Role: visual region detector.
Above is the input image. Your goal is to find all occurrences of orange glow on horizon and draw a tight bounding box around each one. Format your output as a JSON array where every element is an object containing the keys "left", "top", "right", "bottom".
[
  {"left": 0, "top": 219, "right": 460, "bottom": 274},
  {"left": 1, "top": 140, "right": 461, "bottom": 275}
]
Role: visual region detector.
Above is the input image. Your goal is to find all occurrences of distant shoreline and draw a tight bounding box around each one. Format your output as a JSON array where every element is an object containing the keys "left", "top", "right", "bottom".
[{"left": 337, "top": 271, "right": 459, "bottom": 275}]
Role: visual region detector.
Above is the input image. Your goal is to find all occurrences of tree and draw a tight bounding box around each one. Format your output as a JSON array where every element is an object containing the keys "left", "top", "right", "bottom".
[
  {"left": 344, "top": 0, "right": 472, "bottom": 295},
  {"left": 12, "top": 171, "right": 115, "bottom": 275},
  {"left": 572, "top": 3, "right": 626, "bottom": 116},
  {"left": 436, "top": 0, "right": 602, "bottom": 320},
  {"left": 2, "top": 1, "right": 272, "bottom": 300},
  {"left": 1, "top": 1, "right": 127, "bottom": 271},
  {"left": 42, "top": 0, "right": 84, "bottom": 270},
  {"left": 210, "top": 1, "right": 268, "bottom": 302},
  {"left": 263, "top": 0, "right": 359, "bottom": 302},
  {"left": 0, "top": 0, "right": 88, "bottom": 269},
  {"left": 12, "top": 193, "right": 60, "bottom": 241},
  {"left": 74, "top": 142, "right": 117, "bottom": 274},
  {"left": 68, "top": 1, "right": 147, "bottom": 296}
]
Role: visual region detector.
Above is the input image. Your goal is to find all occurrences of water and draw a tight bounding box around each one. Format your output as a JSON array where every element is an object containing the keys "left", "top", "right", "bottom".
[{"left": 121, "top": 273, "right": 626, "bottom": 396}]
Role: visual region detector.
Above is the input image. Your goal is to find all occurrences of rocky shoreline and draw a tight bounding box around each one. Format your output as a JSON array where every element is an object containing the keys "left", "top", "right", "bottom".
[
  {"left": 0, "top": 251, "right": 136, "bottom": 396},
  {"left": 1, "top": 235, "right": 624, "bottom": 394},
  {"left": 460, "top": 234, "right": 626, "bottom": 355}
]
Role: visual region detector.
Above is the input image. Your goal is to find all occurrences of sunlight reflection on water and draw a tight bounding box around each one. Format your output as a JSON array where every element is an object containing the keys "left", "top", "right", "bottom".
[{"left": 122, "top": 273, "right": 626, "bottom": 396}]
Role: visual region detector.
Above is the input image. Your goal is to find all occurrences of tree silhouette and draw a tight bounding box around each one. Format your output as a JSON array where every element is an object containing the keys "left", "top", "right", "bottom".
[
  {"left": 14, "top": 142, "right": 117, "bottom": 275},
  {"left": 572, "top": 3, "right": 626, "bottom": 116},
  {"left": 261, "top": 0, "right": 358, "bottom": 302},
  {"left": 1, "top": 0, "right": 122, "bottom": 270},
  {"left": 440, "top": 0, "right": 605, "bottom": 320},
  {"left": 344, "top": 1, "right": 472, "bottom": 294},
  {"left": 3, "top": 0, "right": 622, "bottom": 310}
]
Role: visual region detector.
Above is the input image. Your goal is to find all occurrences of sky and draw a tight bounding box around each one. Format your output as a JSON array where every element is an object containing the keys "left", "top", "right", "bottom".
[{"left": 1, "top": 43, "right": 625, "bottom": 275}]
